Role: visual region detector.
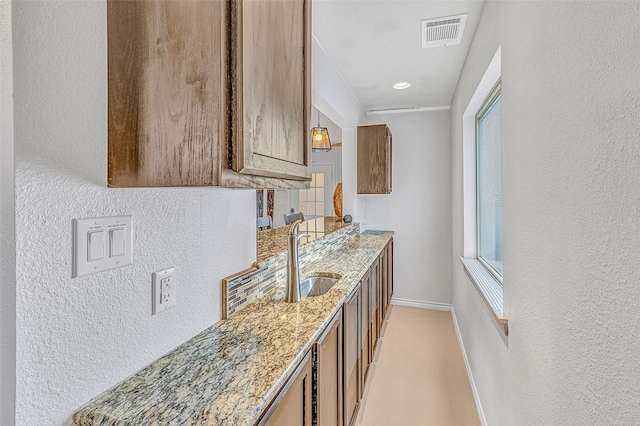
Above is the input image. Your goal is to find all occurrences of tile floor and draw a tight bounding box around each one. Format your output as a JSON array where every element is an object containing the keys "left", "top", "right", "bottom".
[{"left": 356, "top": 305, "right": 481, "bottom": 426}]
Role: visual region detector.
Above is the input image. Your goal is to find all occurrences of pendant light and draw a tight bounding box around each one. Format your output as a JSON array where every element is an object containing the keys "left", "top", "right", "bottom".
[{"left": 311, "top": 109, "right": 332, "bottom": 152}]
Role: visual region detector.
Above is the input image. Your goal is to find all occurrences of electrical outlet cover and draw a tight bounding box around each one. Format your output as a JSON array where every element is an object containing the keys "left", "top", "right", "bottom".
[{"left": 152, "top": 267, "right": 176, "bottom": 315}]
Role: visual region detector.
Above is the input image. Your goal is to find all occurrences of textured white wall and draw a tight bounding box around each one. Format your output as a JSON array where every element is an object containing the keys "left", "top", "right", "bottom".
[
  {"left": 451, "top": 2, "right": 640, "bottom": 425},
  {"left": 362, "top": 111, "right": 452, "bottom": 305},
  {"left": 1, "top": 0, "right": 16, "bottom": 424},
  {"left": 12, "top": 2, "right": 255, "bottom": 425},
  {"left": 340, "top": 127, "right": 359, "bottom": 220}
]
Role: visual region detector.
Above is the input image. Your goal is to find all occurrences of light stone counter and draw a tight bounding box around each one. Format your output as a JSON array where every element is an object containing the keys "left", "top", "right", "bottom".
[{"left": 73, "top": 231, "right": 393, "bottom": 426}]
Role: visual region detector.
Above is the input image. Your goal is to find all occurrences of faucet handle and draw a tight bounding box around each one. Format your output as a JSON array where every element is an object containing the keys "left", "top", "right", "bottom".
[
  {"left": 288, "top": 219, "right": 304, "bottom": 236},
  {"left": 297, "top": 233, "right": 311, "bottom": 243}
]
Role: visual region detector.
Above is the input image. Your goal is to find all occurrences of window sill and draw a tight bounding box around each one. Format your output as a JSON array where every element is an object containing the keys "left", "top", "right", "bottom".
[{"left": 459, "top": 257, "right": 508, "bottom": 336}]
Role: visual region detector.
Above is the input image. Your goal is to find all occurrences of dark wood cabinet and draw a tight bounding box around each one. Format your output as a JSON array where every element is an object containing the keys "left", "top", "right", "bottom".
[
  {"left": 359, "top": 270, "right": 370, "bottom": 395},
  {"left": 107, "top": 0, "right": 312, "bottom": 189},
  {"left": 316, "top": 311, "right": 343, "bottom": 426},
  {"left": 386, "top": 239, "right": 394, "bottom": 310},
  {"left": 342, "top": 285, "right": 361, "bottom": 426},
  {"left": 261, "top": 351, "right": 313, "bottom": 426},
  {"left": 229, "top": 0, "right": 312, "bottom": 185},
  {"left": 369, "top": 258, "right": 380, "bottom": 356},
  {"left": 360, "top": 258, "right": 379, "bottom": 391},
  {"left": 359, "top": 240, "right": 394, "bottom": 397},
  {"left": 357, "top": 124, "right": 392, "bottom": 194},
  {"left": 377, "top": 238, "right": 394, "bottom": 324},
  {"left": 379, "top": 247, "right": 388, "bottom": 321},
  {"left": 106, "top": 0, "right": 227, "bottom": 187}
]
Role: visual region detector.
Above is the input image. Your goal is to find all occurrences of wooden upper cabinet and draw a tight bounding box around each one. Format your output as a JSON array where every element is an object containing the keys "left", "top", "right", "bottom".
[
  {"left": 107, "top": 0, "right": 311, "bottom": 189},
  {"left": 107, "top": 0, "right": 226, "bottom": 187},
  {"left": 229, "top": 0, "right": 312, "bottom": 184},
  {"left": 357, "top": 124, "right": 392, "bottom": 194}
]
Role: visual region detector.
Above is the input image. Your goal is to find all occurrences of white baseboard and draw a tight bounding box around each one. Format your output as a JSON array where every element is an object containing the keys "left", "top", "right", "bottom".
[
  {"left": 390, "top": 297, "right": 452, "bottom": 311},
  {"left": 451, "top": 307, "right": 488, "bottom": 426}
]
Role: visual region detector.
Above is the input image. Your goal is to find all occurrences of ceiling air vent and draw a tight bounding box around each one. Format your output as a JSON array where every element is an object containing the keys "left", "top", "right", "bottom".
[{"left": 421, "top": 14, "right": 468, "bottom": 49}]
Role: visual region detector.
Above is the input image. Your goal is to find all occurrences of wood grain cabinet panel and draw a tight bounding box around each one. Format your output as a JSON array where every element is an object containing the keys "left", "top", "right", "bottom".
[
  {"left": 359, "top": 270, "right": 370, "bottom": 395},
  {"left": 378, "top": 254, "right": 384, "bottom": 329},
  {"left": 386, "top": 239, "right": 394, "bottom": 309},
  {"left": 379, "top": 248, "right": 388, "bottom": 321},
  {"left": 107, "top": 0, "right": 226, "bottom": 187},
  {"left": 261, "top": 352, "right": 313, "bottom": 426},
  {"left": 316, "top": 311, "right": 343, "bottom": 426},
  {"left": 369, "top": 258, "right": 380, "bottom": 357},
  {"left": 107, "top": 0, "right": 312, "bottom": 189},
  {"left": 343, "top": 285, "right": 361, "bottom": 426},
  {"left": 357, "top": 124, "right": 392, "bottom": 194},
  {"left": 230, "top": 0, "right": 312, "bottom": 183}
]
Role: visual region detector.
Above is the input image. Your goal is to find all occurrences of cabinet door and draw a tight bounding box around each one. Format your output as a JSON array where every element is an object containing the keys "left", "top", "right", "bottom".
[
  {"left": 369, "top": 259, "right": 379, "bottom": 355},
  {"left": 377, "top": 256, "right": 384, "bottom": 331},
  {"left": 107, "top": 0, "right": 226, "bottom": 187},
  {"left": 380, "top": 250, "right": 387, "bottom": 321},
  {"left": 385, "top": 126, "right": 393, "bottom": 192},
  {"left": 387, "top": 239, "right": 394, "bottom": 307},
  {"left": 357, "top": 125, "right": 392, "bottom": 194},
  {"left": 262, "top": 352, "right": 313, "bottom": 426},
  {"left": 231, "top": 0, "right": 312, "bottom": 182},
  {"left": 359, "top": 272, "right": 370, "bottom": 394},
  {"left": 317, "top": 311, "right": 343, "bottom": 426},
  {"left": 343, "top": 286, "right": 361, "bottom": 426}
]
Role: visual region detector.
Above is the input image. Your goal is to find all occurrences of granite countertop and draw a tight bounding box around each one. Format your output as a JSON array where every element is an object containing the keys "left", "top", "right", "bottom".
[
  {"left": 257, "top": 216, "right": 350, "bottom": 262},
  {"left": 73, "top": 231, "right": 393, "bottom": 426}
]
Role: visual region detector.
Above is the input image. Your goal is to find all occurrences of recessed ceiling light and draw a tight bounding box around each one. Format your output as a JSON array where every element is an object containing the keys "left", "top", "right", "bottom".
[{"left": 393, "top": 82, "right": 411, "bottom": 90}]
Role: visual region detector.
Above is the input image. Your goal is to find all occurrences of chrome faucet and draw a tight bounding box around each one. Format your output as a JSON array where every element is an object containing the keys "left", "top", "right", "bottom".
[{"left": 286, "top": 219, "right": 310, "bottom": 303}]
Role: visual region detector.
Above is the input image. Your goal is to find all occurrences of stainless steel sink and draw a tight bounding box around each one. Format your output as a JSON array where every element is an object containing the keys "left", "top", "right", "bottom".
[{"left": 300, "top": 276, "right": 340, "bottom": 298}]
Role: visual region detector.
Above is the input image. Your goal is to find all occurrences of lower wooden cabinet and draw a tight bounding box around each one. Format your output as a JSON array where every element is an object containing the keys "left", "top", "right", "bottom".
[
  {"left": 342, "top": 285, "right": 361, "bottom": 426},
  {"left": 259, "top": 240, "right": 394, "bottom": 426},
  {"left": 360, "top": 239, "right": 394, "bottom": 397},
  {"left": 386, "top": 239, "right": 394, "bottom": 310},
  {"left": 359, "top": 270, "right": 370, "bottom": 396},
  {"left": 260, "top": 352, "right": 313, "bottom": 426},
  {"left": 380, "top": 248, "right": 388, "bottom": 321},
  {"left": 376, "top": 238, "right": 395, "bottom": 326},
  {"left": 369, "top": 258, "right": 380, "bottom": 362},
  {"left": 316, "top": 311, "right": 343, "bottom": 426}
]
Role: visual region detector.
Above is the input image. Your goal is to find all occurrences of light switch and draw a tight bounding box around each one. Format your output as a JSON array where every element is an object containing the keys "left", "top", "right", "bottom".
[
  {"left": 73, "top": 215, "right": 133, "bottom": 278},
  {"left": 110, "top": 228, "right": 126, "bottom": 257},
  {"left": 87, "top": 231, "right": 105, "bottom": 261}
]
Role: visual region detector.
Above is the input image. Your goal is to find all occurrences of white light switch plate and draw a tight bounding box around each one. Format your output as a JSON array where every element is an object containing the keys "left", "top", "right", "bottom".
[
  {"left": 73, "top": 215, "right": 133, "bottom": 278},
  {"left": 152, "top": 268, "right": 176, "bottom": 315}
]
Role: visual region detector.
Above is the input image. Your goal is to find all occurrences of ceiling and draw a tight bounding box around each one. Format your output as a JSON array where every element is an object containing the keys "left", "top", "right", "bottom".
[{"left": 312, "top": 0, "right": 486, "bottom": 113}]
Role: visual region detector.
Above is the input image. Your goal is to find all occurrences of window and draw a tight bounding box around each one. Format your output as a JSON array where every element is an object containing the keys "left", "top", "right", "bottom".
[
  {"left": 299, "top": 172, "right": 325, "bottom": 219},
  {"left": 476, "top": 81, "right": 503, "bottom": 281},
  {"left": 460, "top": 46, "right": 507, "bottom": 335}
]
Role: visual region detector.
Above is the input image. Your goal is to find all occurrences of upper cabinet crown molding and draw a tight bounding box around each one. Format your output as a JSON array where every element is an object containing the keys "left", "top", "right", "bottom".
[
  {"left": 107, "top": 0, "right": 311, "bottom": 189},
  {"left": 357, "top": 124, "right": 392, "bottom": 194}
]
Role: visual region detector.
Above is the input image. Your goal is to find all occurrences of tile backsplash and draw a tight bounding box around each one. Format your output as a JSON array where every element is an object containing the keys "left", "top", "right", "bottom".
[{"left": 222, "top": 223, "right": 360, "bottom": 318}]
